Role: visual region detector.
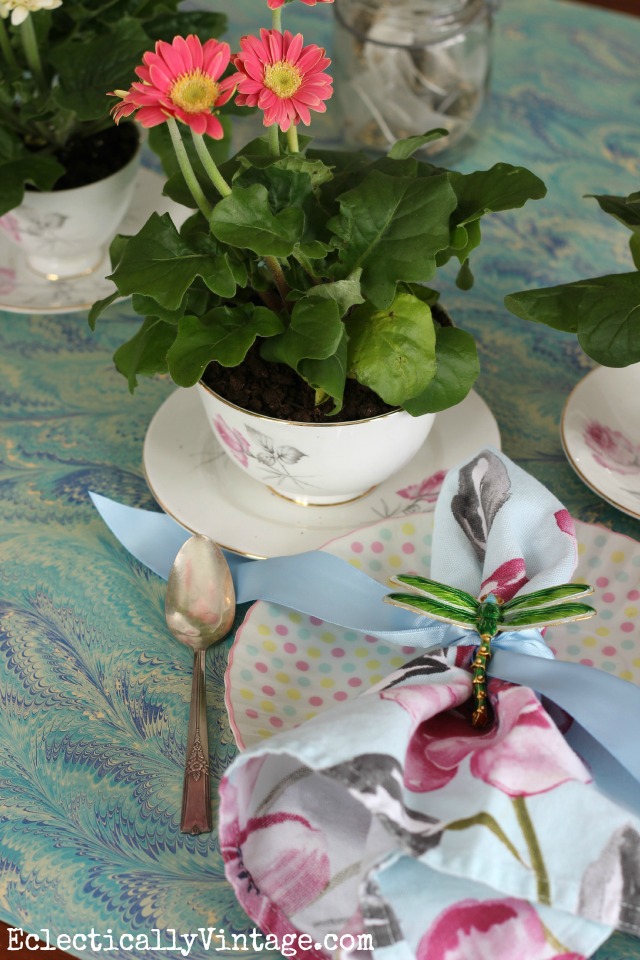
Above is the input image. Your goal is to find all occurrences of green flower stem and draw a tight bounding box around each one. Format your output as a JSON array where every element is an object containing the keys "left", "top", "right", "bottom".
[
  {"left": 166, "top": 118, "right": 213, "bottom": 220},
  {"left": 271, "top": 6, "right": 282, "bottom": 31},
  {"left": 190, "top": 130, "right": 231, "bottom": 198},
  {"left": 20, "top": 14, "right": 47, "bottom": 93},
  {"left": 512, "top": 796, "right": 550, "bottom": 905},
  {"left": 268, "top": 123, "right": 280, "bottom": 157},
  {"left": 286, "top": 125, "right": 300, "bottom": 154},
  {"left": 0, "top": 18, "right": 19, "bottom": 71},
  {"left": 264, "top": 255, "right": 290, "bottom": 303}
]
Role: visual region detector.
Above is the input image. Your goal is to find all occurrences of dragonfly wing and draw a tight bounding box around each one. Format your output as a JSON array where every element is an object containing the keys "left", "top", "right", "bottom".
[
  {"left": 385, "top": 592, "right": 478, "bottom": 629},
  {"left": 502, "top": 583, "right": 593, "bottom": 613},
  {"left": 499, "top": 601, "right": 596, "bottom": 631},
  {"left": 390, "top": 576, "right": 479, "bottom": 613}
]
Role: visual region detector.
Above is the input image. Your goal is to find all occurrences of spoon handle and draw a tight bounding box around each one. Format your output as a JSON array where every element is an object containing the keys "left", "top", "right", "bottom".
[{"left": 180, "top": 649, "right": 211, "bottom": 835}]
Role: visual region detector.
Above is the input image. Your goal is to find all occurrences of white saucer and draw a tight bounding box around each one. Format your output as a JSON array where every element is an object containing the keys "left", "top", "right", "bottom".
[
  {"left": 226, "top": 512, "right": 640, "bottom": 748},
  {"left": 0, "top": 168, "right": 183, "bottom": 315},
  {"left": 143, "top": 386, "right": 501, "bottom": 558},
  {"left": 561, "top": 363, "right": 640, "bottom": 520}
]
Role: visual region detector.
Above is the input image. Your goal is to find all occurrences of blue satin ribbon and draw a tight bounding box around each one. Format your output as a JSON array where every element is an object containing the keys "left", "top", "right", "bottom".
[{"left": 90, "top": 492, "right": 640, "bottom": 811}]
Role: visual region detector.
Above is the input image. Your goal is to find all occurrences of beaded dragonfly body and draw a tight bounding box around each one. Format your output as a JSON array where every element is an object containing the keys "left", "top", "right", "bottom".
[{"left": 385, "top": 577, "right": 596, "bottom": 728}]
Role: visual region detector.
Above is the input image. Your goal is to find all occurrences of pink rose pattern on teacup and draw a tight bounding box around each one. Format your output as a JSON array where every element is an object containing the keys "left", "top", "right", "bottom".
[
  {"left": 0, "top": 213, "right": 21, "bottom": 244},
  {"left": 0, "top": 268, "right": 16, "bottom": 296},
  {"left": 212, "top": 415, "right": 312, "bottom": 488},
  {"left": 584, "top": 420, "right": 640, "bottom": 475},
  {"left": 212, "top": 415, "right": 251, "bottom": 467}
]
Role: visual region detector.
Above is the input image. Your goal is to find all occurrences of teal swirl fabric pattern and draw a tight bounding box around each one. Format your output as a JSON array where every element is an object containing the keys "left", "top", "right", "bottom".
[{"left": 0, "top": 1, "right": 639, "bottom": 958}]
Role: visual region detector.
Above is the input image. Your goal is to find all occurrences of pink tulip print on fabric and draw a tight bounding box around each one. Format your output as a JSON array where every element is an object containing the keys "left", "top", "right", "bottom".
[{"left": 219, "top": 449, "right": 640, "bottom": 960}]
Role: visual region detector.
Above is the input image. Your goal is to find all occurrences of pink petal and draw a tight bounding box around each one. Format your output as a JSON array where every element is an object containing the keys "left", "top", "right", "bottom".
[
  {"left": 136, "top": 106, "right": 171, "bottom": 127},
  {"left": 284, "top": 32, "right": 304, "bottom": 63},
  {"left": 185, "top": 34, "right": 204, "bottom": 71},
  {"left": 148, "top": 61, "right": 173, "bottom": 92},
  {"left": 157, "top": 39, "right": 186, "bottom": 76},
  {"left": 172, "top": 35, "right": 194, "bottom": 72},
  {"left": 292, "top": 99, "right": 311, "bottom": 124},
  {"left": 204, "top": 113, "right": 225, "bottom": 139},
  {"left": 173, "top": 107, "right": 207, "bottom": 135}
]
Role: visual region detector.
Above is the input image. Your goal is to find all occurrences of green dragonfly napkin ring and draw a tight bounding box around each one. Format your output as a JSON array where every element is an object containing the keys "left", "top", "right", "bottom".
[{"left": 385, "top": 577, "right": 596, "bottom": 728}]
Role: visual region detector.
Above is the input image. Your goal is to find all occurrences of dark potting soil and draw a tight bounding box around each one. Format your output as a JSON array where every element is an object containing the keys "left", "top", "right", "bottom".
[
  {"left": 201, "top": 302, "right": 451, "bottom": 424},
  {"left": 27, "top": 123, "right": 139, "bottom": 191},
  {"left": 202, "top": 345, "right": 396, "bottom": 423}
]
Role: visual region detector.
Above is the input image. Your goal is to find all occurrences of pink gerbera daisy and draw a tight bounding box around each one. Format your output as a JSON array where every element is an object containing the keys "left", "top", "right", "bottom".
[
  {"left": 110, "top": 35, "right": 236, "bottom": 139},
  {"left": 267, "top": 0, "right": 333, "bottom": 7},
  {"left": 232, "top": 29, "right": 332, "bottom": 131}
]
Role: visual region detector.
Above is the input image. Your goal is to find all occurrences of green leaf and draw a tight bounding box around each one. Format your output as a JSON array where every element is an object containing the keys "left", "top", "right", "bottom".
[
  {"left": 391, "top": 575, "right": 479, "bottom": 612},
  {"left": 347, "top": 293, "right": 437, "bottom": 406},
  {"left": 261, "top": 296, "right": 343, "bottom": 371},
  {"left": 403, "top": 284, "right": 440, "bottom": 306},
  {"left": 403, "top": 327, "right": 479, "bottom": 415},
  {"left": 436, "top": 219, "right": 482, "bottom": 271},
  {"left": 234, "top": 162, "right": 330, "bottom": 260},
  {"left": 298, "top": 331, "right": 348, "bottom": 412},
  {"left": 505, "top": 273, "right": 640, "bottom": 366},
  {"left": 166, "top": 305, "right": 284, "bottom": 387},
  {"left": 448, "top": 163, "right": 547, "bottom": 227},
  {"left": 113, "top": 316, "right": 177, "bottom": 392},
  {"left": 630, "top": 233, "right": 640, "bottom": 270},
  {"left": 108, "top": 232, "right": 130, "bottom": 271},
  {"left": 235, "top": 158, "right": 329, "bottom": 212},
  {"left": 388, "top": 129, "right": 448, "bottom": 160},
  {"left": 504, "top": 285, "right": 580, "bottom": 335},
  {"left": 211, "top": 183, "right": 304, "bottom": 257},
  {"left": 456, "top": 259, "right": 475, "bottom": 291},
  {"left": 109, "top": 212, "right": 243, "bottom": 309},
  {"left": 88, "top": 292, "right": 119, "bottom": 330},
  {"left": 588, "top": 191, "right": 640, "bottom": 236},
  {"left": 0, "top": 155, "right": 65, "bottom": 216},
  {"left": 131, "top": 294, "right": 186, "bottom": 324},
  {"left": 289, "top": 272, "right": 364, "bottom": 317},
  {"left": 219, "top": 132, "right": 315, "bottom": 182},
  {"left": 50, "top": 19, "right": 150, "bottom": 121},
  {"left": 503, "top": 583, "right": 593, "bottom": 612},
  {"left": 328, "top": 171, "right": 457, "bottom": 309}
]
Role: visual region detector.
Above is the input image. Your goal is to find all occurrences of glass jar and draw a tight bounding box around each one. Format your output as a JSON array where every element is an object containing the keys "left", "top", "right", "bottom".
[{"left": 333, "top": 0, "right": 494, "bottom": 154}]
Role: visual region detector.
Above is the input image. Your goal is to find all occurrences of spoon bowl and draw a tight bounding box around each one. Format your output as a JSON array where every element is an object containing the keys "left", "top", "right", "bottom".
[{"left": 165, "top": 535, "right": 236, "bottom": 834}]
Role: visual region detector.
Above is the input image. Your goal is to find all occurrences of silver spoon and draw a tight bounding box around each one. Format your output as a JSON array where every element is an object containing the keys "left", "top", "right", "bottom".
[{"left": 165, "top": 535, "right": 236, "bottom": 835}]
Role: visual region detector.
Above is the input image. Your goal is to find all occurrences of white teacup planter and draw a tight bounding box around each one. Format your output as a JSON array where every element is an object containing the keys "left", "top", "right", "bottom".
[
  {"left": 197, "top": 380, "right": 436, "bottom": 506},
  {"left": 0, "top": 144, "right": 141, "bottom": 280}
]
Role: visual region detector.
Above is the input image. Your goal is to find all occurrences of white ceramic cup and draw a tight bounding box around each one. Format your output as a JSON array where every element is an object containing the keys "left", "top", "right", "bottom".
[
  {"left": 0, "top": 145, "right": 141, "bottom": 280},
  {"left": 197, "top": 381, "right": 436, "bottom": 506}
]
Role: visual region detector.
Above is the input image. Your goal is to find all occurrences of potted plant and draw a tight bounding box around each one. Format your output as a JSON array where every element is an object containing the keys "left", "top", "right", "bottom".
[
  {"left": 90, "top": 0, "right": 547, "bottom": 505},
  {"left": 0, "top": 0, "right": 226, "bottom": 278},
  {"left": 504, "top": 190, "right": 640, "bottom": 367}
]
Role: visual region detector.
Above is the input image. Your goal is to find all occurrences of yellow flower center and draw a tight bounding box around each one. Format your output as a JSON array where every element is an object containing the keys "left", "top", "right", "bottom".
[
  {"left": 264, "top": 60, "right": 302, "bottom": 99},
  {"left": 170, "top": 71, "right": 219, "bottom": 113}
]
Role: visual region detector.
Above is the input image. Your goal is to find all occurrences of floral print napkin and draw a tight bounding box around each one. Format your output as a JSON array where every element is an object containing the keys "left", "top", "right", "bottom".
[{"left": 218, "top": 450, "right": 640, "bottom": 960}]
